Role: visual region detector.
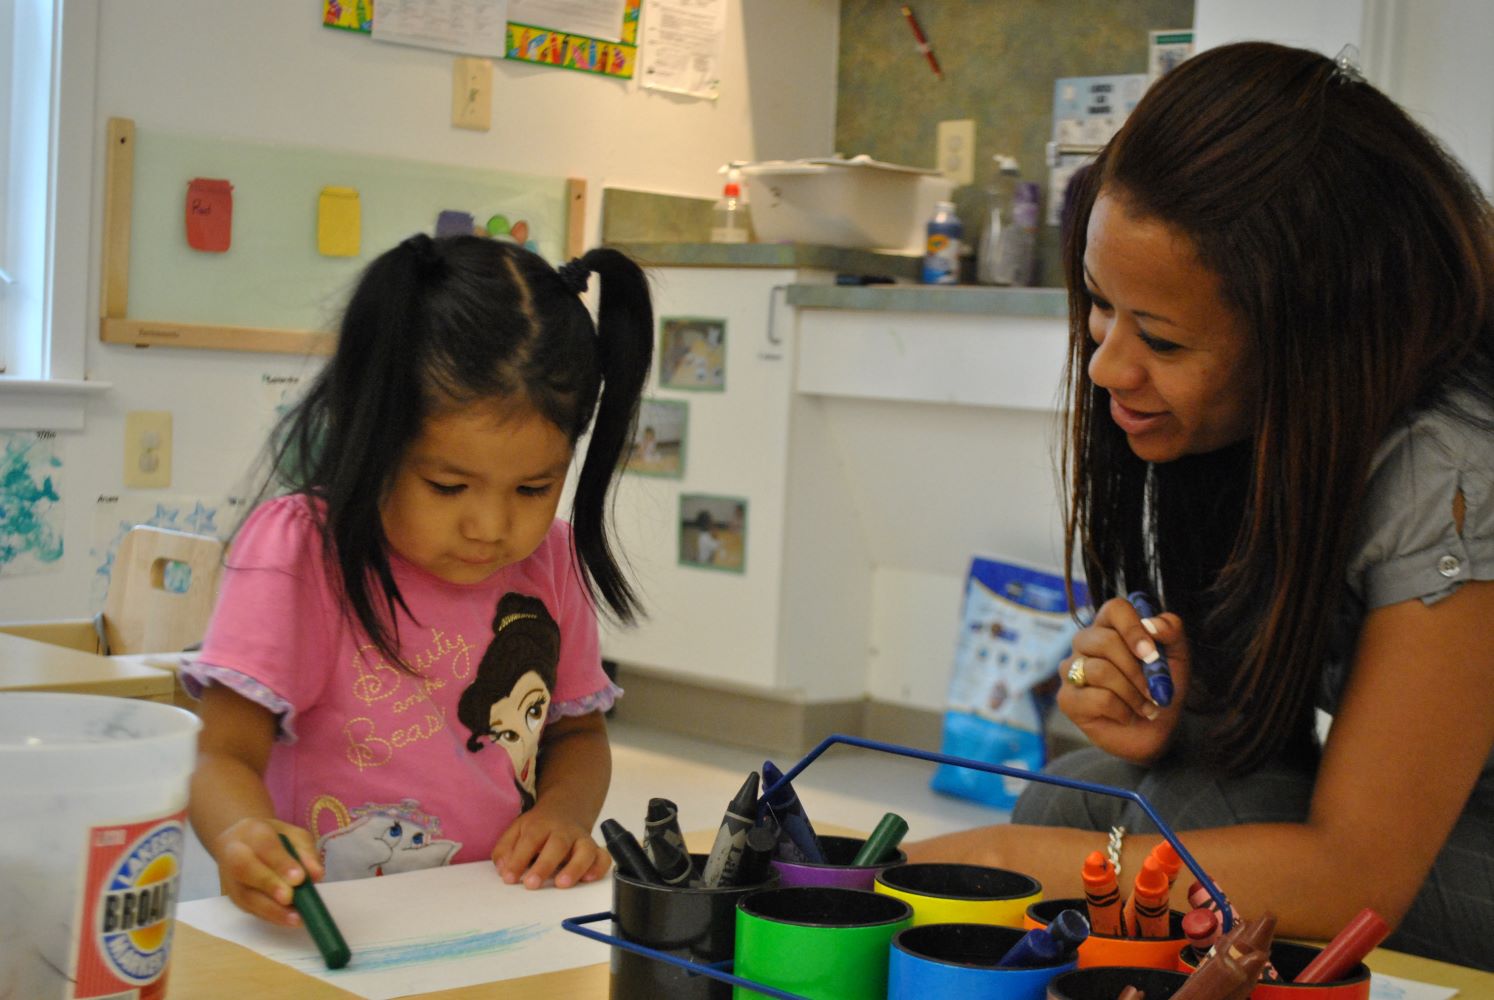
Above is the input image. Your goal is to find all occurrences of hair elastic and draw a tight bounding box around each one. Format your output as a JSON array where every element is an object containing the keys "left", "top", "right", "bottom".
[
  {"left": 1331, "top": 43, "right": 1365, "bottom": 85},
  {"left": 557, "top": 257, "right": 592, "bottom": 294}
]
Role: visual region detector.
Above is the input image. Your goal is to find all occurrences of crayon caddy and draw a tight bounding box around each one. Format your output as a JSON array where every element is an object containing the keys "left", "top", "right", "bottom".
[{"left": 563, "top": 734, "right": 1237, "bottom": 999}]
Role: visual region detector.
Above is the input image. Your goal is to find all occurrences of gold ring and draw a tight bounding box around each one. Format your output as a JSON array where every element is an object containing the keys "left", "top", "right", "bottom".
[{"left": 1067, "top": 656, "right": 1087, "bottom": 687}]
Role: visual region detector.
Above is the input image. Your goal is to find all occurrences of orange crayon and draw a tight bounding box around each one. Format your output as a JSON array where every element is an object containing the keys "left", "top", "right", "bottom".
[
  {"left": 1123, "top": 856, "right": 1172, "bottom": 939},
  {"left": 1148, "top": 840, "right": 1182, "bottom": 892},
  {"left": 1081, "top": 849, "right": 1124, "bottom": 936}
]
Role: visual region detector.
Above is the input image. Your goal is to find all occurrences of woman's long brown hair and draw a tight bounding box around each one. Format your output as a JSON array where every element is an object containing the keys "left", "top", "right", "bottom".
[{"left": 1060, "top": 42, "right": 1494, "bottom": 773}]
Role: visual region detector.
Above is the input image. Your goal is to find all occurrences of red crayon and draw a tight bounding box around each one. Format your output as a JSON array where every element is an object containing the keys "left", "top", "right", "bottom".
[
  {"left": 1123, "top": 856, "right": 1171, "bottom": 939},
  {"left": 1082, "top": 849, "right": 1125, "bottom": 936},
  {"left": 1293, "top": 908, "right": 1390, "bottom": 984},
  {"left": 1182, "top": 906, "right": 1221, "bottom": 951}
]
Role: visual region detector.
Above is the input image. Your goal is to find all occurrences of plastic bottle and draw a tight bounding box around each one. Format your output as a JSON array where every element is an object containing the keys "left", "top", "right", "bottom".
[
  {"left": 991, "top": 181, "right": 1040, "bottom": 286},
  {"left": 976, "top": 155, "right": 1021, "bottom": 285},
  {"left": 920, "top": 200, "right": 963, "bottom": 285},
  {"left": 710, "top": 167, "right": 752, "bottom": 244}
]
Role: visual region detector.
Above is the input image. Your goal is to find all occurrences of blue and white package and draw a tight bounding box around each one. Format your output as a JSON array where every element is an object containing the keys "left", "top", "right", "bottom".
[{"left": 931, "top": 556, "right": 1089, "bottom": 810}]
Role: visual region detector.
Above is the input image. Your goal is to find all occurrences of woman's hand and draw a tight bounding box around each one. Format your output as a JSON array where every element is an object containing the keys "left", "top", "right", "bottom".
[
  {"left": 492, "top": 802, "right": 611, "bottom": 889},
  {"left": 211, "top": 817, "right": 323, "bottom": 927},
  {"left": 1057, "top": 596, "right": 1191, "bottom": 764}
]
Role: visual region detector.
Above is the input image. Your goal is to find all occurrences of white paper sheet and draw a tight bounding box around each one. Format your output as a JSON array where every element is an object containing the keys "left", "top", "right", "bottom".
[
  {"left": 176, "top": 863, "right": 612, "bottom": 999},
  {"left": 1372, "top": 971, "right": 1459, "bottom": 1000},
  {"left": 372, "top": 0, "right": 509, "bottom": 58},
  {"left": 640, "top": 0, "right": 725, "bottom": 100},
  {"left": 508, "top": 0, "right": 626, "bottom": 41}
]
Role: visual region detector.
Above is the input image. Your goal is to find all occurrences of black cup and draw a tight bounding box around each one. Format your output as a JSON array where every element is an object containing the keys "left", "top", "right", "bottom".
[
  {"left": 1047, "top": 966, "right": 1192, "bottom": 1000},
  {"left": 610, "top": 852, "right": 778, "bottom": 1000}
]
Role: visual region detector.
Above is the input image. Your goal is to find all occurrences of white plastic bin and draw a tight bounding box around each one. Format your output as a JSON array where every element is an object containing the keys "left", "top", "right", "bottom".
[
  {"left": 0, "top": 692, "right": 200, "bottom": 999},
  {"left": 740, "top": 156, "right": 948, "bottom": 252}
]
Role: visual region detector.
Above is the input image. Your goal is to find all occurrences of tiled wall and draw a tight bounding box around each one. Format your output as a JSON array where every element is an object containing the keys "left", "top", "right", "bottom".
[{"left": 835, "top": 0, "right": 1193, "bottom": 286}]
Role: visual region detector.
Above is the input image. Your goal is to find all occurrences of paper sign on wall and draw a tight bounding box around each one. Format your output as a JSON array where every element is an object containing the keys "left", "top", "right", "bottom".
[
  {"left": 317, "top": 186, "right": 362, "bottom": 257},
  {"left": 185, "top": 178, "right": 233, "bottom": 253}
]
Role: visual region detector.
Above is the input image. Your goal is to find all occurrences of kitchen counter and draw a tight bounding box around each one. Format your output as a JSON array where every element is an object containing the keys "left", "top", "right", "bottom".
[
  {"left": 786, "top": 283, "right": 1066, "bottom": 317},
  {"left": 608, "top": 240, "right": 922, "bottom": 280}
]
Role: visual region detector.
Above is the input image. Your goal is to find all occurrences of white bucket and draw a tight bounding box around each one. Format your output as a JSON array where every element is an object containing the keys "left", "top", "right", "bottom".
[{"left": 0, "top": 692, "right": 200, "bottom": 1000}]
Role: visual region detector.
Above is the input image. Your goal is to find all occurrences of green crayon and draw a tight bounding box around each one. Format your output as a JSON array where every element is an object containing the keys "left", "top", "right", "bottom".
[
  {"left": 277, "top": 833, "right": 351, "bottom": 969},
  {"left": 850, "top": 812, "right": 908, "bottom": 866}
]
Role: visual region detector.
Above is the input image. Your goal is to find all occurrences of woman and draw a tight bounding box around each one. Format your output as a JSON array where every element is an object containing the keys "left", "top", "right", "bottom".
[{"left": 908, "top": 41, "right": 1494, "bottom": 969}]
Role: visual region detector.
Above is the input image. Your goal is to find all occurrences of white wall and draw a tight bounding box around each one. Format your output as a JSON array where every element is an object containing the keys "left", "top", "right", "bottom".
[
  {"left": 0, "top": 0, "right": 839, "bottom": 620},
  {"left": 1194, "top": 0, "right": 1494, "bottom": 194}
]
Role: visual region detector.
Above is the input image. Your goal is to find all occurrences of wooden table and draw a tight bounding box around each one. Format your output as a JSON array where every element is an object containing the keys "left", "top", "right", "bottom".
[
  {"left": 165, "top": 822, "right": 1494, "bottom": 999},
  {"left": 0, "top": 629, "right": 175, "bottom": 702}
]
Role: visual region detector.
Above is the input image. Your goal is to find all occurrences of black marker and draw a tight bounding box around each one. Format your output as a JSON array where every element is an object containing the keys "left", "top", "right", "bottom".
[{"left": 277, "top": 834, "right": 351, "bottom": 970}]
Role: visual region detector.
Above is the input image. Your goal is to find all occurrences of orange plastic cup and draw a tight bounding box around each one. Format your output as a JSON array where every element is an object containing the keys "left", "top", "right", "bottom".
[
  {"left": 1026, "top": 898, "right": 1187, "bottom": 970},
  {"left": 1177, "top": 941, "right": 1371, "bottom": 999}
]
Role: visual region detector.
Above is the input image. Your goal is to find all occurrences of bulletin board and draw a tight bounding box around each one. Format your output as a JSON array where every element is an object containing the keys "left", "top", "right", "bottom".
[{"left": 100, "top": 118, "right": 586, "bottom": 355}]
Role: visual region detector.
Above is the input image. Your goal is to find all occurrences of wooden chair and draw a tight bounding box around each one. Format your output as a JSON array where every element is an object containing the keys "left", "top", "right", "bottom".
[{"left": 100, "top": 525, "right": 224, "bottom": 656}]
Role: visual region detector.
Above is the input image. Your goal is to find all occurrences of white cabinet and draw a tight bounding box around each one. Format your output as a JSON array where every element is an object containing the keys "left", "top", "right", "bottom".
[{"left": 600, "top": 266, "right": 873, "bottom": 702}]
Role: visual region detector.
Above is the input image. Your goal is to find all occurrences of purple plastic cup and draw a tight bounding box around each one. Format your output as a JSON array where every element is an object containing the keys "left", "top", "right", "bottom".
[{"left": 770, "top": 834, "right": 908, "bottom": 890}]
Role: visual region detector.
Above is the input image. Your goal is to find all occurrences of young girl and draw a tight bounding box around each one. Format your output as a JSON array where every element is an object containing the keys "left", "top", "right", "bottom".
[
  {"left": 908, "top": 42, "right": 1494, "bottom": 969},
  {"left": 186, "top": 234, "right": 653, "bottom": 928}
]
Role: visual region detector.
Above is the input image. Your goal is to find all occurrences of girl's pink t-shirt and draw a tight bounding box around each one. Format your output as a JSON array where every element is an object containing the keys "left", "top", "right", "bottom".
[{"left": 184, "top": 494, "right": 617, "bottom": 881}]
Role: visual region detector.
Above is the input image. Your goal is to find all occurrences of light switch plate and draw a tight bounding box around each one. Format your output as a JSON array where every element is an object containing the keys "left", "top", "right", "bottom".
[
  {"left": 452, "top": 57, "right": 493, "bottom": 131},
  {"left": 936, "top": 118, "right": 976, "bottom": 187},
  {"left": 124, "top": 410, "right": 172, "bottom": 489}
]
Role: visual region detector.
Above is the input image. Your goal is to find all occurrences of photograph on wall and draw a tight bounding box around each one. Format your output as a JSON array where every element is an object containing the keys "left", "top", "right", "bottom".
[
  {"left": 626, "top": 398, "right": 687, "bottom": 478},
  {"left": 658, "top": 316, "right": 726, "bottom": 391},
  {"left": 678, "top": 493, "right": 746, "bottom": 573}
]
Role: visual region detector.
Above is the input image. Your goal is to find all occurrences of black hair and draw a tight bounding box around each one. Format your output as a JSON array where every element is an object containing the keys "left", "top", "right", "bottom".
[{"left": 253, "top": 235, "right": 653, "bottom": 667}]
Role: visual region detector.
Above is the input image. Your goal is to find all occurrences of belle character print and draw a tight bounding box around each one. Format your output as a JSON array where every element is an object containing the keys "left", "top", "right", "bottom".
[{"left": 457, "top": 592, "right": 561, "bottom": 811}]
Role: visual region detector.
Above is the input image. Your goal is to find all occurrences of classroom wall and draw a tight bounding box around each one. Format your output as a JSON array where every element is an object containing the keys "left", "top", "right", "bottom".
[
  {"left": 0, "top": 0, "right": 841, "bottom": 621},
  {"left": 835, "top": 0, "right": 1195, "bottom": 288}
]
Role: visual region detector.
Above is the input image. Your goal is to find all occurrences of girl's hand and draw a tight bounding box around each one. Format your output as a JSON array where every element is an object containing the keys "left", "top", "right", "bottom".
[
  {"left": 211, "top": 817, "right": 323, "bottom": 927},
  {"left": 492, "top": 802, "right": 612, "bottom": 889},
  {"left": 1057, "top": 596, "right": 1192, "bottom": 764}
]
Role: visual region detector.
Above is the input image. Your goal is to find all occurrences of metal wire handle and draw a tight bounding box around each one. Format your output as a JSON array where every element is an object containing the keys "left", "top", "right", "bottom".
[{"left": 562, "top": 732, "right": 1234, "bottom": 1000}]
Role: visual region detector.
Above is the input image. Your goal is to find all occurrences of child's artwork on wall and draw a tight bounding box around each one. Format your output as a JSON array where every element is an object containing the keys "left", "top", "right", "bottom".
[
  {"left": 625, "top": 399, "right": 686, "bottom": 478},
  {"left": 658, "top": 317, "right": 726, "bottom": 391},
  {"left": 0, "top": 431, "right": 64, "bottom": 578},
  {"left": 505, "top": 0, "right": 640, "bottom": 79},
  {"left": 678, "top": 494, "right": 745, "bottom": 573},
  {"left": 323, "top": 0, "right": 374, "bottom": 34}
]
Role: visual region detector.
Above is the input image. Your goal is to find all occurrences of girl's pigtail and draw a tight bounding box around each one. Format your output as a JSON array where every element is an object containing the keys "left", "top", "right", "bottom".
[
  {"left": 569, "top": 247, "right": 653, "bottom": 623},
  {"left": 321, "top": 235, "right": 436, "bottom": 664}
]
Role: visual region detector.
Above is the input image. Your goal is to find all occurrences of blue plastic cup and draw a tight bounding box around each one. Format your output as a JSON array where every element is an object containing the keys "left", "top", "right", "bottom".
[{"left": 889, "top": 923, "right": 1078, "bottom": 1000}]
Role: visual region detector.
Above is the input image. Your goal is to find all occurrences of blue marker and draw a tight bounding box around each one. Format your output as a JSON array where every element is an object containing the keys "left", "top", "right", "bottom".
[
  {"left": 995, "top": 927, "right": 1063, "bottom": 968},
  {"left": 1127, "top": 591, "right": 1174, "bottom": 707}
]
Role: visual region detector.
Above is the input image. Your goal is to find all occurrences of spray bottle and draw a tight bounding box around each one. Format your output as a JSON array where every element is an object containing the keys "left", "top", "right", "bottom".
[{"left": 710, "top": 164, "right": 753, "bottom": 244}]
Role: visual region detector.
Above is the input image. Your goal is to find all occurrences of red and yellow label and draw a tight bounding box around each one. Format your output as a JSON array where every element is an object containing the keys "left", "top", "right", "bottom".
[{"left": 72, "top": 812, "right": 186, "bottom": 1000}]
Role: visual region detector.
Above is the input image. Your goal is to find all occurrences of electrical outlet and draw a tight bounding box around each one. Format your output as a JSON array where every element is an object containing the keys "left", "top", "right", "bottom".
[
  {"left": 936, "top": 118, "right": 976, "bottom": 186},
  {"left": 451, "top": 57, "right": 493, "bottom": 131},
  {"left": 124, "top": 410, "right": 172, "bottom": 489}
]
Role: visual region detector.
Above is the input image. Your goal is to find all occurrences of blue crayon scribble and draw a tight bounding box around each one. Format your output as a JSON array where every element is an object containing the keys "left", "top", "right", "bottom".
[
  {"left": 295, "top": 923, "right": 550, "bottom": 974},
  {"left": 0, "top": 433, "right": 64, "bottom": 572}
]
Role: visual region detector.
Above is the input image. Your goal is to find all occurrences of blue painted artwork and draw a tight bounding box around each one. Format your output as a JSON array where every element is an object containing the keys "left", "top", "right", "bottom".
[{"left": 0, "top": 432, "right": 65, "bottom": 576}]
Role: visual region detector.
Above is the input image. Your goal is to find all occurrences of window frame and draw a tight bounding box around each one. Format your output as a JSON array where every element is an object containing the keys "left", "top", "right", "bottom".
[{"left": 0, "top": 0, "right": 110, "bottom": 431}]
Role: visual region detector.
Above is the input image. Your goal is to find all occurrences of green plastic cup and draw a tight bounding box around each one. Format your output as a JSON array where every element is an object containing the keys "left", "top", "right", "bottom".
[{"left": 733, "top": 886, "right": 912, "bottom": 1000}]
